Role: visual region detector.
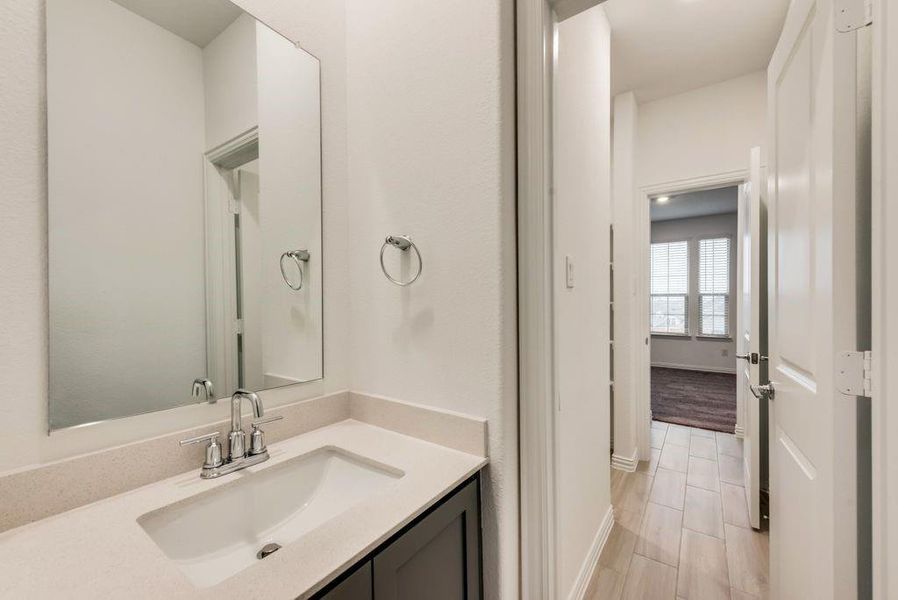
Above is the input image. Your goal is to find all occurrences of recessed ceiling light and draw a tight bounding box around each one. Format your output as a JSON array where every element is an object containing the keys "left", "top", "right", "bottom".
[{"left": 656, "top": 196, "right": 670, "bottom": 204}]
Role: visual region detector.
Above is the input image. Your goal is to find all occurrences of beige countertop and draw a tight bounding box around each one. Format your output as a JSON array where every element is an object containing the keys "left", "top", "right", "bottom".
[{"left": 0, "top": 419, "right": 487, "bottom": 599}]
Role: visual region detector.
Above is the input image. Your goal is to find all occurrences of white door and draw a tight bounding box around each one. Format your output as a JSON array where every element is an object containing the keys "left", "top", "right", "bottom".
[
  {"left": 736, "top": 146, "right": 767, "bottom": 530},
  {"left": 767, "top": 0, "right": 864, "bottom": 597}
]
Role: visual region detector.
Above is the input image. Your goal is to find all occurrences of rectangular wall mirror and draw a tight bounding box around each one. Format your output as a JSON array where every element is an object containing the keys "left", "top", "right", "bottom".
[{"left": 47, "top": 0, "right": 323, "bottom": 430}]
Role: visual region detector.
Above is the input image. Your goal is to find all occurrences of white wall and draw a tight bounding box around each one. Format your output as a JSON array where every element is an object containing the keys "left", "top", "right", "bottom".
[
  {"left": 650, "top": 212, "right": 739, "bottom": 373},
  {"left": 637, "top": 70, "right": 767, "bottom": 186},
  {"left": 46, "top": 0, "right": 207, "bottom": 428},
  {"left": 612, "top": 70, "right": 767, "bottom": 462},
  {"left": 611, "top": 91, "right": 639, "bottom": 463},
  {"left": 554, "top": 5, "right": 613, "bottom": 597},
  {"left": 202, "top": 13, "right": 258, "bottom": 150},
  {"left": 0, "top": 0, "right": 349, "bottom": 469},
  {"left": 257, "top": 22, "right": 323, "bottom": 385},
  {"left": 344, "top": 1, "right": 517, "bottom": 597}
]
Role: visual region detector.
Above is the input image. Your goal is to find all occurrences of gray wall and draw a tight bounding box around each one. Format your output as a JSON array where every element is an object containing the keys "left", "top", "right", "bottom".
[{"left": 650, "top": 212, "right": 738, "bottom": 373}]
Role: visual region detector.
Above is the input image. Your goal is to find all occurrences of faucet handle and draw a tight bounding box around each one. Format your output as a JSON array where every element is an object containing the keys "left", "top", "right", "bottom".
[
  {"left": 251, "top": 415, "right": 284, "bottom": 428},
  {"left": 179, "top": 432, "right": 224, "bottom": 470},
  {"left": 179, "top": 431, "right": 220, "bottom": 446},
  {"left": 249, "top": 416, "right": 283, "bottom": 456}
]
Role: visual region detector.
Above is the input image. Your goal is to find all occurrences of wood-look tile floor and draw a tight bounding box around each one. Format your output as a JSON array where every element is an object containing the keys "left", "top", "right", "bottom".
[{"left": 587, "top": 421, "right": 769, "bottom": 600}]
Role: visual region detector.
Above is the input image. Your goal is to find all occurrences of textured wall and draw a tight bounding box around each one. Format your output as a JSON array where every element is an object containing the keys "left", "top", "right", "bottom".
[
  {"left": 0, "top": 0, "right": 48, "bottom": 469},
  {"left": 344, "top": 1, "right": 517, "bottom": 597}
]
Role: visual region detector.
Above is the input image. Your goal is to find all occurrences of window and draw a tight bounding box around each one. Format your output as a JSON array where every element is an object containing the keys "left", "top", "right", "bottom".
[
  {"left": 699, "top": 237, "right": 730, "bottom": 337},
  {"left": 650, "top": 240, "right": 689, "bottom": 334}
]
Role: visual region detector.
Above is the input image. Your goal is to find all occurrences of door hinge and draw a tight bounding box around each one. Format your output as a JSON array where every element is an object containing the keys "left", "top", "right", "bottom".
[
  {"left": 234, "top": 319, "right": 244, "bottom": 335},
  {"left": 835, "top": 0, "right": 873, "bottom": 32},
  {"left": 836, "top": 350, "right": 872, "bottom": 397}
]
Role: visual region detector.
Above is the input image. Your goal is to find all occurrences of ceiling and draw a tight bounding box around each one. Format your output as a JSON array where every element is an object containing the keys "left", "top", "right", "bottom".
[
  {"left": 650, "top": 186, "right": 738, "bottom": 222},
  {"left": 111, "top": 0, "right": 243, "bottom": 47},
  {"left": 603, "top": 0, "right": 790, "bottom": 102}
]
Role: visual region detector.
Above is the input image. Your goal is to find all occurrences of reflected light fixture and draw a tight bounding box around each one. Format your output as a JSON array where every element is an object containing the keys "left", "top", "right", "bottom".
[{"left": 656, "top": 196, "right": 670, "bottom": 204}]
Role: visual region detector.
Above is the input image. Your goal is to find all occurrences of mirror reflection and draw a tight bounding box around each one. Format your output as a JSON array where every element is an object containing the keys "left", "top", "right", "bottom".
[{"left": 47, "top": 0, "right": 323, "bottom": 430}]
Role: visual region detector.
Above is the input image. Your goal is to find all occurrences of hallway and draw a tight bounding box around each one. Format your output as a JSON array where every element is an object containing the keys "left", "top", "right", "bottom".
[{"left": 587, "top": 421, "right": 769, "bottom": 599}]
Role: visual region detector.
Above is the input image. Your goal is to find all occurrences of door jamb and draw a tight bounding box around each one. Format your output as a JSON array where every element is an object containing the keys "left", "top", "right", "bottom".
[
  {"left": 636, "top": 170, "right": 748, "bottom": 453},
  {"left": 516, "top": 0, "right": 558, "bottom": 597},
  {"left": 871, "top": 0, "right": 895, "bottom": 597},
  {"left": 203, "top": 128, "right": 260, "bottom": 399}
]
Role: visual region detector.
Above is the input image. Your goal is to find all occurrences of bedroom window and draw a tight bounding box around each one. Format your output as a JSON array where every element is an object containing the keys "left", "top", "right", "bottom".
[
  {"left": 698, "top": 237, "right": 731, "bottom": 337},
  {"left": 650, "top": 240, "right": 689, "bottom": 335}
]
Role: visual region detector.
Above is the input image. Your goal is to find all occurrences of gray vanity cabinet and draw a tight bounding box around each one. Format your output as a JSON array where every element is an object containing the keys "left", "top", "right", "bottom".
[
  {"left": 316, "top": 477, "right": 481, "bottom": 600},
  {"left": 373, "top": 478, "right": 481, "bottom": 600},
  {"left": 320, "top": 563, "right": 373, "bottom": 600}
]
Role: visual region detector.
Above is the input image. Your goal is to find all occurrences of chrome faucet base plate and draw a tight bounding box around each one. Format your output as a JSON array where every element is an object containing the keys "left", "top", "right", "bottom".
[{"left": 199, "top": 450, "right": 270, "bottom": 479}]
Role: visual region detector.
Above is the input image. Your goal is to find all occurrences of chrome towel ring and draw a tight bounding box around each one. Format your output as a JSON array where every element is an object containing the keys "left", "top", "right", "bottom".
[
  {"left": 280, "top": 249, "right": 310, "bottom": 291},
  {"left": 380, "top": 235, "right": 422, "bottom": 286}
]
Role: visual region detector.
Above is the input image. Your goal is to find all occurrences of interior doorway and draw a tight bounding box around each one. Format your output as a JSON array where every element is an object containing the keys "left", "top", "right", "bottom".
[{"left": 648, "top": 185, "right": 740, "bottom": 433}]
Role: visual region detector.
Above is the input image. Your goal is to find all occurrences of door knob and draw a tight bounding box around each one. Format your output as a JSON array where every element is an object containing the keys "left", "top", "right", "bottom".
[
  {"left": 736, "top": 354, "right": 751, "bottom": 360},
  {"left": 750, "top": 382, "right": 775, "bottom": 400}
]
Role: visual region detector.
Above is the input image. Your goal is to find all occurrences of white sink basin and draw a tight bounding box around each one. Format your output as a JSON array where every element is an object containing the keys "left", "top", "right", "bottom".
[{"left": 138, "top": 446, "right": 404, "bottom": 588}]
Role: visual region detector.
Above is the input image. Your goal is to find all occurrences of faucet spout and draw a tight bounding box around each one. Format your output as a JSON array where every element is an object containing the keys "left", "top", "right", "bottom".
[
  {"left": 192, "top": 378, "right": 215, "bottom": 403},
  {"left": 231, "top": 389, "right": 263, "bottom": 430},
  {"left": 228, "top": 389, "right": 264, "bottom": 460}
]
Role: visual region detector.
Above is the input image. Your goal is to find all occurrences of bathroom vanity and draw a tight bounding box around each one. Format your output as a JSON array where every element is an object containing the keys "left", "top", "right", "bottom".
[
  {"left": 316, "top": 477, "right": 481, "bottom": 599},
  {"left": 0, "top": 397, "right": 488, "bottom": 599}
]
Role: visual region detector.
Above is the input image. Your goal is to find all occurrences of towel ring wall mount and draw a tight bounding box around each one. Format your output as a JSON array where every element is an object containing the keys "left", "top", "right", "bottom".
[
  {"left": 380, "top": 235, "right": 422, "bottom": 286},
  {"left": 280, "top": 249, "right": 310, "bottom": 291}
]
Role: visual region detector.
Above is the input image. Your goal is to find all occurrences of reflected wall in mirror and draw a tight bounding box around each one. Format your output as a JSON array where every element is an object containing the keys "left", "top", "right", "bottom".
[{"left": 47, "top": 0, "right": 323, "bottom": 430}]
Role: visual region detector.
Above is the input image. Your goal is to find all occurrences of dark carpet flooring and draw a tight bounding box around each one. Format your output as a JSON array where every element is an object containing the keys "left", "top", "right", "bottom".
[{"left": 651, "top": 367, "right": 737, "bottom": 433}]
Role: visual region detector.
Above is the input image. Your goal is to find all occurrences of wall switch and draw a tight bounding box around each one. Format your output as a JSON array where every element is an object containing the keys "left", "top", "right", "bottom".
[{"left": 565, "top": 256, "right": 574, "bottom": 288}]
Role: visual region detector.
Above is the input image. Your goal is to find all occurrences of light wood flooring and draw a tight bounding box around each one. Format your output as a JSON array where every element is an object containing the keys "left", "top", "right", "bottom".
[{"left": 586, "top": 421, "right": 769, "bottom": 600}]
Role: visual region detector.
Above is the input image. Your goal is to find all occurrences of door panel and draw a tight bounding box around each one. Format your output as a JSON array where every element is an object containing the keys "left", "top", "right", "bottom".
[{"left": 767, "top": 0, "right": 862, "bottom": 597}]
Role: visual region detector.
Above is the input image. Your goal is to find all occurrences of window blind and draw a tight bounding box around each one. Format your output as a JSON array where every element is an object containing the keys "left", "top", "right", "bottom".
[
  {"left": 699, "top": 237, "right": 730, "bottom": 337},
  {"left": 650, "top": 240, "right": 689, "bottom": 334}
]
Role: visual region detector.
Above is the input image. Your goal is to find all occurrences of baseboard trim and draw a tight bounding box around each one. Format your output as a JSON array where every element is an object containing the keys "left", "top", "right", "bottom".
[
  {"left": 651, "top": 361, "right": 736, "bottom": 375},
  {"left": 611, "top": 448, "right": 639, "bottom": 473},
  {"left": 568, "top": 505, "right": 615, "bottom": 600}
]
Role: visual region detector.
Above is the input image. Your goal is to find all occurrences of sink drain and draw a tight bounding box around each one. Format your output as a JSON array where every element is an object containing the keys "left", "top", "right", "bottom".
[{"left": 256, "top": 542, "right": 282, "bottom": 560}]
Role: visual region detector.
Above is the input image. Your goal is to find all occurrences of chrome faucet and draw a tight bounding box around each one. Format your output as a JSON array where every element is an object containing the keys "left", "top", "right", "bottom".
[
  {"left": 179, "top": 388, "right": 283, "bottom": 479},
  {"left": 192, "top": 378, "right": 215, "bottom": 403},
  {"left": 229, "top": 389, "right": 263, "bottom": 460}
]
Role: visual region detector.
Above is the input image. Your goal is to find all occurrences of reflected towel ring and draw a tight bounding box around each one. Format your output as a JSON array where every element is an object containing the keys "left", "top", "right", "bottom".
[
  {"left": 280, "top": 249, "right": 310, "bottom": 291},
  {"left": 380, "top": 235, "right": 422, "bottom": 286}
]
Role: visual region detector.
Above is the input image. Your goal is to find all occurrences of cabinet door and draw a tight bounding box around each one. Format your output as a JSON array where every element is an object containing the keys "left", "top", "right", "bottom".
[
  {"left": 319, "top": 562, "right": 372, "bottom": 600},
  {"left": 373, "top": 480, "right": 481, "bottom": 600}
]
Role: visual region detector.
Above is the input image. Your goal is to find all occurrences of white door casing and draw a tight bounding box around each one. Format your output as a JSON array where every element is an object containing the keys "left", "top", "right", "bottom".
[
  {"left": 767, "top": 0, "right": 864, "bottom": 597},
  {"left": 872, "top": 0, "right": 898, "bottom": 597}
]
